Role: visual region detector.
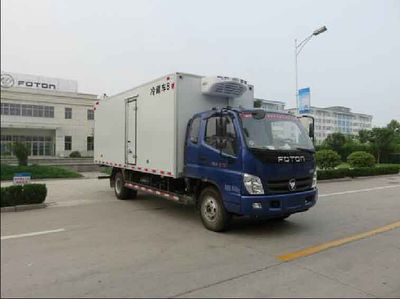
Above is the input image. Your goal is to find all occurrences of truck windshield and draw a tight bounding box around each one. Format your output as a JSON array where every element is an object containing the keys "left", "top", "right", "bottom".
[{"left": 240, "top": 112, "right": 314, "bottom": 151}]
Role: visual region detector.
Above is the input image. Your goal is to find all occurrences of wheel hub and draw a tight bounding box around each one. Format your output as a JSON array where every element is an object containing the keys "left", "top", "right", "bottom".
[{"left": 203, "top": 196, "right": 218, "bottom": 222}]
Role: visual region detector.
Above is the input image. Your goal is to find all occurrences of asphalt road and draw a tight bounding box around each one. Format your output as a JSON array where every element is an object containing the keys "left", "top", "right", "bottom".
[{"left": 1, "top": 174, "right": 400, "bottom": 298}]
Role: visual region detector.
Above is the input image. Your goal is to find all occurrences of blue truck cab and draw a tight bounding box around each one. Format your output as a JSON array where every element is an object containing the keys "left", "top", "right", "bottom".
[
  {"left": 184, "top": 107, "right": 317, "bottom": 231},
  {"left": 110, "top": 105, "right": 317, "bottom": 232}
]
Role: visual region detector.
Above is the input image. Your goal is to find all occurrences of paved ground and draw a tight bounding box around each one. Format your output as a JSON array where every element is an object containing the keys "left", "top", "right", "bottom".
[{"left": 1, "top": 174, "right": 400, "bottom": 298}]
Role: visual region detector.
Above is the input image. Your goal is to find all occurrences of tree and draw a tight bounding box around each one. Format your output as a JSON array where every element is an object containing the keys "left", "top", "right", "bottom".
[
  {"left": 368, "top": 128, "right": 395, "bottom": 163},
  {"left": 254, "top": 99, "right": 262, "bottom": 108},
  {"left": 357, "top": 129, "right": 371, "bottom": 144},
  {"left": 387, "top": 120, "right": 400, "bottom": 135},
  {"left": 13, "top": 142, "right": 30, "bottom": 166},
  {"left": 322, "top": 133, "right": 346, "bottom": 158}
]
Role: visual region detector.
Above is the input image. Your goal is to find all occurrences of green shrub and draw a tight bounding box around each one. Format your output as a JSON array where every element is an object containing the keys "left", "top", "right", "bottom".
[
  {"left": 316, "top": 165, "right": 399, "bottom": 180},
  {"left": 22, "top": 184, "right": 47, "bottom": 204},
  {"left": 1, "top": 164, "right": 81, "bottom": 181},
  {"left": 386, "top": 153, "right": 400, "bottom": 164},
  {"left": 1, "top": 184, "right": 47, "bottom": 207},
  {"left": 1, "top": 185, "right": 24, "bottom": 206},
  {"left": 347, "top": 151, "right": 376, "bottom": 168},
  {"left": 341, "top": 142, "right": 372, "bottom": 161},
  {"left": 69, "top": 151, "right": 82, "bottom": 158},
  {"left": 13, "top": 142, "right": 30, "bottom": 166},
  {"left": 317, "top": 168, "right": 348, "bottom": 180},
  {"left": 4, "top": 185, "right": 24, "bottom": 206},
  {"left": 316, "top": 149, "right": 341, "bottom": 169},
  {"left": 347, "top": 166, "right": 399, "bottom": 177}
]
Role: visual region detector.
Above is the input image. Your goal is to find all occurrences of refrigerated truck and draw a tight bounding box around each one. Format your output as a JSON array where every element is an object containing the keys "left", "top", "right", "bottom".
[{"left": 94, "top": 73, "right": 317, "bottom": 231}]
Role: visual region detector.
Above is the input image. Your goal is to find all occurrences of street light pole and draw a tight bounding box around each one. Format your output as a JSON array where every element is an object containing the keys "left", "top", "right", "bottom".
[{"left": 294, "top": 26, "right": 327, "bottom": 114}]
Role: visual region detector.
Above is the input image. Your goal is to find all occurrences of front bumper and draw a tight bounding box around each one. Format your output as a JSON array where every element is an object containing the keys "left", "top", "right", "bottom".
[{"left": 240, "top": 188, "right": 317, "bottom": 217}]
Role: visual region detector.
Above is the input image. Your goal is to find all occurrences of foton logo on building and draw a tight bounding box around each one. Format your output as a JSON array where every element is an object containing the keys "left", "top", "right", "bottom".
[
  {"left": 1, "top": 73, "right": 15, "bottom": 88},
  {"left": 277, "top": 156, "right": 306, "bottom": 163},
  {"left": 1, "top": 73, "right": 56, "bottom": 90},
  {"left": 17, "top": 80, "right": 56, "bottom": 89}
]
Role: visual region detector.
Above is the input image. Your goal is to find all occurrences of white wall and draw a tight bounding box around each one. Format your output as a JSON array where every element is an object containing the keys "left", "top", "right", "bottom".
[{"left": 1, "top": 87, "right": 96, "bottom": 157}]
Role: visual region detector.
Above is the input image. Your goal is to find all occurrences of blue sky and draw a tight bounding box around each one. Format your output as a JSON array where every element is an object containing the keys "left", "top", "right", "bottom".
[{"left": 1, "top": 0, "right": 399, "bottom": 125}]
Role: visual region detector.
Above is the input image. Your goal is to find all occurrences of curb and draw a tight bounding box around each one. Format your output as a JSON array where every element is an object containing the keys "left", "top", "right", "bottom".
[{"left": 1, "top": 203, "right": 47, "bottom": 213}]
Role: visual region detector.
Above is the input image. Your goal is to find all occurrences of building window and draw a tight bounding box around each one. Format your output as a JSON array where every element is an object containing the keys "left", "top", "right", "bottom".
[
  {"left": 64, "top": 136, "right": 72, "bottom": 150},
  {"left": 44, "top": 106, "right": 54, "bottom": 118},
  {"left": 33, "top": 105, "right": 44, "bottom": 117},
  {"left": 10, "top": 104, "right": 21, "bottom": 115},
  {"left": 21, "top": 105, "right": 32, "bottom": 116},
  {"left": 87, "top": 136, "right": 94, "bottom": 151},
  {"left": 87, "top": 109, "right": 94, "bottom": 120},
  {"left": 1, "top": 135, "right": 54, "bottom": 157},
  {"left": 1, "top": 103, "right": 9, "bottom": 115},
  {"left": 1, "top": 103, "right": 54, "bottom": 118},
  {"left": 65, "top": 107, "right": 72, "bottom": 119}
]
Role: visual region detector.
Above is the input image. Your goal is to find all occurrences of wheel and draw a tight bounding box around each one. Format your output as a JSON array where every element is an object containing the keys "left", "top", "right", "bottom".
[
  {"left": 199, "top": 187, "right": 232, "bottom": 232},
  {"left": 114, "top": 172, "right": 137, "bottom": 200}
]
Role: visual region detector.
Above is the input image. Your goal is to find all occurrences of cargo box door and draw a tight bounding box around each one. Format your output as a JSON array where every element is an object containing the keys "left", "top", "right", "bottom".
[{"left": 125, "top": 96, "right": 137, "bottom": 164}]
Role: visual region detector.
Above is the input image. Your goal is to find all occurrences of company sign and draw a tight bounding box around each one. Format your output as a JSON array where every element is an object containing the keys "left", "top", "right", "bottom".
[
  {"left": 13, "top": 172, "right": 31, "bottom": 185},
  {"left": 298, "top": 87, "right": 311, "bottom": 114},
  {"left": 1, "top": 71, "right": 78, "bottom": 92}
]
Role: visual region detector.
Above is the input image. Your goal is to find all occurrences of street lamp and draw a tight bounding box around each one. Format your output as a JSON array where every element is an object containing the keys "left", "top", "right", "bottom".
[{"left": 294, "top": 26, "right": 327, "bottom": 113}]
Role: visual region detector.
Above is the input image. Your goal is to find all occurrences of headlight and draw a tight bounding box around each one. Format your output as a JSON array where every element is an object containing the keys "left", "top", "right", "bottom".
[
  {"left": 312, "top": 170, "right": 317, "bottom": 188},
  {"left": 243, "top": 173, "right": 264, "bottom": 195}
]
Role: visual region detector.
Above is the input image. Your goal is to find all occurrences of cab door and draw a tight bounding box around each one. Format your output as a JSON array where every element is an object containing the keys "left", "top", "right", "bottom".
[
  {"left": 198, "top": 113, "right": 243, "bottom": 210},
  {"left": 185, "top": 115, "right": 202, "bottom": 175}
]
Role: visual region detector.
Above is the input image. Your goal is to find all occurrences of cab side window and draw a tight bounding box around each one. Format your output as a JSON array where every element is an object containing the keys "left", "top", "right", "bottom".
[
  {"left": 189, "top": 117, "right": 201, "bottom": 144},
  {"left": 205, "top": 116, "right": 219, "bottom": 148},
  {"left": 224, "top": 117, "right": 237, "bottom": 156},
  {"left": 205, "top": 116, "right": 237, "bottom": 156}
]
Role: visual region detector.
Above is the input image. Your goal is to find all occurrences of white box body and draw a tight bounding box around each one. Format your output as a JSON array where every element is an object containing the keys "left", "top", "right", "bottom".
[{"left": 94, "top": 73, "right": 254, "bottom": 178}]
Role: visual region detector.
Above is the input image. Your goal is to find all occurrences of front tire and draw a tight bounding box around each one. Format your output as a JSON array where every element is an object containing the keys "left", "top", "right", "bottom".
[
  {"left": 114, "top": 172, "right": 137, "bottom": 200},
  {"left": 199, "top": 187, "right": 231, "bottom": 232}
]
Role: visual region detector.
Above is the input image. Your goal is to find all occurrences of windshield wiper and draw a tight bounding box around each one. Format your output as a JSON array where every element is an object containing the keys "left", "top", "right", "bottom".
[{"left": 296, "top": 147, "right": 315, "bottom": 153}]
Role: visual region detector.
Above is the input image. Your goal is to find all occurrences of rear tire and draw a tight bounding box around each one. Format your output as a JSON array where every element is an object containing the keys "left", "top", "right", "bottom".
[
  {"left": 199, "top": 187, "right": 231, "bottom": 232},
  {"left": 114, "top": 172, "right": 137, "bottom": 200}
]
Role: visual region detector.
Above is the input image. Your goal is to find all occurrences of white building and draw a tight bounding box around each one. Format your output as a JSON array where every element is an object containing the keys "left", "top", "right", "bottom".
[
  {"left": 255, "top": 99, "right": 285, "bottom": 111},
  {"left": 1, "top": 72, "right": 97, "bottom": 157},
  {"left": 287, "top": 106, "right": 373, "bottom": 143}
]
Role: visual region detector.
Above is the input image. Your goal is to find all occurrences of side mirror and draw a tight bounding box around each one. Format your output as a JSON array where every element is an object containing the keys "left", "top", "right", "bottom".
[
  {"left": 309, "top": 123, "right": 314, "bottom": 139},
  {"left": 298, "top": 115, "right": 315, "bottom": 143}
]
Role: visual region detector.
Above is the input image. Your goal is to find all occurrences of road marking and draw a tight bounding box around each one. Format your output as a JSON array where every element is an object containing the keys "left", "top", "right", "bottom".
[
  {"left": 319, "top": 185, "right": 400, "bottom": 197},
  {"left": 1, "top": 228, "right": 65, "bottom": 240},
  {"left": 278, "top": 221, "right": 400, "bottom": 262}
]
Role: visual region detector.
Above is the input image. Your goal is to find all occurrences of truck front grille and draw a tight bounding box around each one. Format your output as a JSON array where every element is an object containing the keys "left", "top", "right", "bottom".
[{"left": 267, "top": 176, "right": 313, "bottom": 194}]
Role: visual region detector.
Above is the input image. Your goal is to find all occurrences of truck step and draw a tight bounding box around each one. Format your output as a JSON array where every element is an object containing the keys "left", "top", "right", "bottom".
[{"left": 124, "top": 182, "right": 193, "bottom": 205}]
